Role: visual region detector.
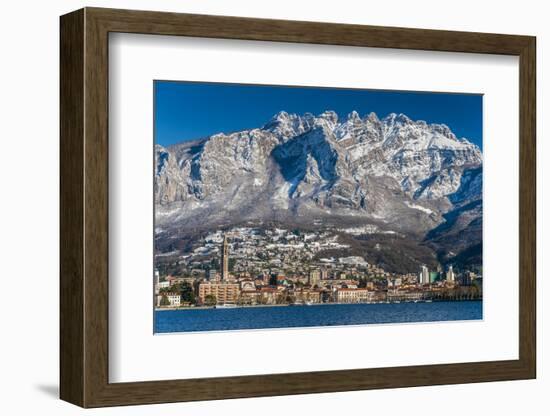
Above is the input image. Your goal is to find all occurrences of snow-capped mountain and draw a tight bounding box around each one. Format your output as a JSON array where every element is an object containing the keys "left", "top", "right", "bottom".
[{"left": 155, "top": 110, "right": 482, "bottom": 243}]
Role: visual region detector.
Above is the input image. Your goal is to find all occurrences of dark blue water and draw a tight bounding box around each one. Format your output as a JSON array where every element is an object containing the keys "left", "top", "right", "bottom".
[{"left": 154, "top": 301, "right": 482, "bottom": 333}]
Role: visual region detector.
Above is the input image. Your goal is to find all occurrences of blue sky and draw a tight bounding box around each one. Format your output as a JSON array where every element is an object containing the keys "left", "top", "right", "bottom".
[{"left": 154, "top": 81, "right": 483, "bottom": 149}]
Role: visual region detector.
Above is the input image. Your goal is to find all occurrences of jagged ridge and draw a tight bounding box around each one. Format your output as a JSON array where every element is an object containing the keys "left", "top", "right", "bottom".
[{"left": 155, "top": 110, "right": 481, "bottom": 237}]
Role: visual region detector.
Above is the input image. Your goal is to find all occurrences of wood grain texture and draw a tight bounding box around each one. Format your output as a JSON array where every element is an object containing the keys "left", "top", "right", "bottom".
[
  {"left": 59, "top": 8, "right": 85, "bottom": 407},
  {"left": 59, "top": 7, "right": 537, "bottom": 408},
  {"left": 518, "top": 38, "right": 536, "bottom": 376},
  {"left": 83, "top": 10, "right": 110, "bottom": 407},
  {"left": 88, "top": 7, "right": 532, "bottom": 54}
]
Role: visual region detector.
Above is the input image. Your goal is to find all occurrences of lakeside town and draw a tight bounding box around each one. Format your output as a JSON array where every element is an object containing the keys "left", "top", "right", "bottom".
[{"left": 154, "top": 227, "right": 482, "bottom": 309}]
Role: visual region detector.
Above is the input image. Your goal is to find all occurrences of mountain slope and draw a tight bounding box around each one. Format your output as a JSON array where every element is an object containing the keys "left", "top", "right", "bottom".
[{"left": 154, "top": 110, "right": 482, "bottom": 267}]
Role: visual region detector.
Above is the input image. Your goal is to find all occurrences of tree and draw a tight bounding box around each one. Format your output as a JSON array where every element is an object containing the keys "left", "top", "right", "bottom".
[
  {"left": 210, "top": 258, "right": 220, "bottom": 270},
  {"left": 180, "top": 282, "right": 196, "bottom": 304},
  {"left": 159, "top": 295, "right": 170, "bottom": 306},
  {"left": 204, "top": 294, "right": 217, "bottom": 306}
]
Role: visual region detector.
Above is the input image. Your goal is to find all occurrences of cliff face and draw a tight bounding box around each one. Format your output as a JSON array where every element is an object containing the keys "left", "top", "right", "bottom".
[{"left": 155, "top": 110, "right": 482, "bottom": 240}]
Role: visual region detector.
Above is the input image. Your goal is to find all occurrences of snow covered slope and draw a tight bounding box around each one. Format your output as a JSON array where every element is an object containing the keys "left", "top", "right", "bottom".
[{"left": 155, "top": 110, "right": 482, "bottom": 241}]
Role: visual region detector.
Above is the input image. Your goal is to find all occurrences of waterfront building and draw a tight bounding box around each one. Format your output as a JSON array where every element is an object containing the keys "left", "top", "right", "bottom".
[
  {"left": 429, "top": 271, "right": 440, "bottom": 283},
  {"left": 160, "top": 292, "right": 181, "bottom": 307},
  {"left": 293, "top": 288, "right": 322, "bottom": 304},
  {"left": 198, "top": 281, "right": 240, "bottom": 305},
  {"left": 335, "top": 288, "right": 373, "bottom": 303},
  {"left": 446, "top": 265, "right": 455, "bottom": 282},
  {"left": 387, "top": 290, "right": 424, "bottom": 302},
  {"left": 154, "top": 269, "right": 160, "bottom": 295},
  {"left": 238, "top": 285, "right": 259, "bottom": 305},
  {"left": 309, "top": 269, "right": 321, "bottom": 286},
  {"left": 420, "top": 265, "right": 430, "bottom": 285},
  {"left": 460, "top": 271, "right": 477, "bottom": 286},
  {"left": 258, "top": 286, "right": 278, "bottom": 304}
]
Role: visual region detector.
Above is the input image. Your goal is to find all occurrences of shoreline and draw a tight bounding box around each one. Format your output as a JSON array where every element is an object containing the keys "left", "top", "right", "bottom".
[
  {"left": 155, "top": 298, "right": 482, "bottom": 312},
  {"left": 155, "top": 303, "right": 291, "bottom": 312}
]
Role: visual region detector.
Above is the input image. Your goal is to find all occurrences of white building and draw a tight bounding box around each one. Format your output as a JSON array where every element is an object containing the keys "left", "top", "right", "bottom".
[
  {"left": 420, "top": 265, "right": 429, "bottom": 285},
  {"left": 154, "top": 269, "right": 160, "bottom": 295},
  {"left": 446, "top": 265, "right": 455, "bottom": 282},
  {"left": 158, "top": 281, "right": 170, "bottom": 289},
  {"left": 163, "top": 292, "right": 181, "bottom": 307},
  {"left": 309, "top": 269, "right": 321, "bottom": 286},
  {"left": 335, "top": 288, "right": 373, "bottom": 303}
]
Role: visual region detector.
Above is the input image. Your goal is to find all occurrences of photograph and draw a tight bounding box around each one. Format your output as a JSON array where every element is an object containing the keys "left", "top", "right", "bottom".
[{"left": 153, "top": 81, "right": 483, "bottom": 333}]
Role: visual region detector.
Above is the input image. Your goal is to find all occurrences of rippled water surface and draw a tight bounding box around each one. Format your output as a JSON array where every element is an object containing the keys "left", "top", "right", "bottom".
[{"left": 155, "top": 301, "right": 482, "bottom": 333}]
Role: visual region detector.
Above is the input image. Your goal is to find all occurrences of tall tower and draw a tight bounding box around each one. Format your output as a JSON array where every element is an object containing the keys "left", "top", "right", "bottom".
[
  {"left": 421, "top": 265, "right": 429, "bottom": 285},
  {"left": 446, "top": 265, "right": 455, "bottom": 282},
  {"left": 154, "top": 269, "right": 160, "bottom": 295},
  {"left": 221, "top": 234, "right": 229, "bottom": 281}
]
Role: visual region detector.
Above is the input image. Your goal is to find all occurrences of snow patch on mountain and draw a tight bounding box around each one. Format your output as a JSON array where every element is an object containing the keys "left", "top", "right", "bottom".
[
  {"left": 154, "top": 110, "right": 482, "bottom": 238},
  {"left": 405, "top": 202, "right": 434, "bottom": 215},
  {"left": 338, "top": 225, "right": 397, "bottom": 235}
]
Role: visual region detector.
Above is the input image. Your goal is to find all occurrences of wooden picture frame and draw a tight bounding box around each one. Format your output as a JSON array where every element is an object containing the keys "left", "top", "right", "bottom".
[{"left": 60, "top": 7, "right": 536, "bottom": 408}]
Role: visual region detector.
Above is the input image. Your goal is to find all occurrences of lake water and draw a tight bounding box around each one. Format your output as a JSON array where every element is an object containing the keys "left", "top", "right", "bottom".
[{"left": 154, "top": 300, "right": 482, "bottom": 333}]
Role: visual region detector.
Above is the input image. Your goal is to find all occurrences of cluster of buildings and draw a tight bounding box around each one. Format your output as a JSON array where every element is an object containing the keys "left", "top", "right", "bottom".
[{"left": 154, "top": 231, "right": 482, "bottom": 308}]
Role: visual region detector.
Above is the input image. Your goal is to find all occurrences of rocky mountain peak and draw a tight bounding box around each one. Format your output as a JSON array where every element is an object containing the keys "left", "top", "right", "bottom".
[
  {"left": 347, "top": 110, "right": 361, "bottom": 123},
  {"left": 383, "top": 112, "right": 412, "bottom": 124},
  {"left": 155, "top": 110, "right": 482, "bottom": 243},
  {"left": 365, "top": 111, "right": 380, "bottom": 123},
  {"left": 318, "top": 110, "right": 339, "bottom": 124}
]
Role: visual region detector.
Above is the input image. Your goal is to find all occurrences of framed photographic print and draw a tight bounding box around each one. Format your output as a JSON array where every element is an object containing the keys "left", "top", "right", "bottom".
[
  {"left": 60, "top": 7, "right": 536, "bottom": 408},
  {"left": 152, "top": 81, "right": 485, "bottom": 333}
]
